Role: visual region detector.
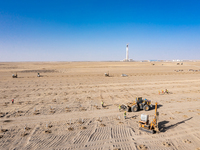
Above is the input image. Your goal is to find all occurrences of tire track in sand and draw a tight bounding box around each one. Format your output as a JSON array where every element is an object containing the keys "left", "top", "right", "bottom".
[{"left": 23, "top": 124, "right": 39, "bottom": 148}]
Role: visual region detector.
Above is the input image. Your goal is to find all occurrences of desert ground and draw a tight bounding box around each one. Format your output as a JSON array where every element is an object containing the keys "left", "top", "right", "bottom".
[{"left": 0, "top": 61, "right": 200, "bottom": 150}]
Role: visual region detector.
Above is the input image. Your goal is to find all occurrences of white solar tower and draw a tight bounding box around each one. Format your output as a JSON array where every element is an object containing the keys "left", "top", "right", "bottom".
[{"left": 126, "top": 44, "right": 129, "bottom": 61}]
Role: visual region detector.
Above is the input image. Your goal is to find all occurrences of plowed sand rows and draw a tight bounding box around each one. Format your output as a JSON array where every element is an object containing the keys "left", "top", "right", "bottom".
[{"left": 0, "top": 62, "right": 200, "bottom": 149}]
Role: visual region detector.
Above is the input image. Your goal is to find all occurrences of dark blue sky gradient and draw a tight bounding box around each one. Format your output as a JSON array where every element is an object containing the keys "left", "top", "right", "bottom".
[{"left": 0, "top": 0, "right": 200, "bottom": 61}]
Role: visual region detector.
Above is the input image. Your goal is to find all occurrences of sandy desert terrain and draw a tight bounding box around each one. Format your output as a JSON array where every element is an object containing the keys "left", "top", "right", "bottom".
[{"left": 0, "top": 61, "right": 200, "bottom": 150}]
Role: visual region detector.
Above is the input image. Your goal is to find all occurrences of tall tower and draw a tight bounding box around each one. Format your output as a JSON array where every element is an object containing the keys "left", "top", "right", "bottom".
[{"left": 126, "top": 44, "right": 129, "bottom": 61}]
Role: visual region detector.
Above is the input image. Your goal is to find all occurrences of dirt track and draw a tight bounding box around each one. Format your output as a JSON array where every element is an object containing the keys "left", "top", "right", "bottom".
[{"left": 0, "top": 61, "right": 200, "bottom": 150}]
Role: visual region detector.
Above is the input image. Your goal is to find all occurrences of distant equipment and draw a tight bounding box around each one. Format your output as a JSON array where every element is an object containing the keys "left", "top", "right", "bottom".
[
  {"left": 177, "top": 63, "right": 183, "bottom": 65},
  {"left": 37, "top": 73, "right": 40, "bottom": 77},
  {"left": 121, "top": 74, "right": 128, "bottom": 77},
  {"left": 12, "top": 73, "right": 18, "bottom": 78},
  {"left": 104, "top": 72, "right": 109, "bottom": 77},
  {"left": 139, "top": 102, "right": 159, "bottom": 134}
]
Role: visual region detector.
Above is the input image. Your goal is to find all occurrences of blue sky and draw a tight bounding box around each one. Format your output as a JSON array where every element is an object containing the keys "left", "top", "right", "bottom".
[{"left": 0, "top": 0, "right": 200, "bottom": 61}]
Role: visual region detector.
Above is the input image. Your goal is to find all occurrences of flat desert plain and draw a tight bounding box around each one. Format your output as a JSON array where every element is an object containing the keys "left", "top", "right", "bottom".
[{"left": 0, "top": 61, "right": 200, "bottom": 150}]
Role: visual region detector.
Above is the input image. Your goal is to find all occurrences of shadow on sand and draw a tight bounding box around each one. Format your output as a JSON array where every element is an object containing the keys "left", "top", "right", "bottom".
[{"left": 159, "top": 117, "right": 193, "bottom": 132}]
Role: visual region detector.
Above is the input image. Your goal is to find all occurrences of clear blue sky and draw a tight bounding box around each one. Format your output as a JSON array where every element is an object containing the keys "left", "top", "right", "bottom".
[{"left": 0, "top": 0, "right": 200, "bottom": 61}]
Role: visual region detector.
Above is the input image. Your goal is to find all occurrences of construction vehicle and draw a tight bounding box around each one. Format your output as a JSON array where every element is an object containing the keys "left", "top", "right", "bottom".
[
  {"left": 120, "top": 97, "right": 152, "bottom": 112},
  {"left": 104, "top": 72, "right": 109, "bottom": 77},
  {"left": 138, "top": 102, "right": 159, "bottom": 134},
  {"left": 12, "top": 73, "right": 17, "bottom": 78},
  {"left": 121, "top": 74, "right": 128, "bottom": 77}
]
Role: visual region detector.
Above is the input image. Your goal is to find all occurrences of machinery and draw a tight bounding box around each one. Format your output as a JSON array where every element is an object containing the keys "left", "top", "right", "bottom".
[
  {"left": 120, "top": 97, "right": 152, "bottom": 112},
  {"left": 37, "top": 73, "right": 40, "bottom": 77},
  {"left": 121, "top": 74, "right": 128, "bottom": 77},
  {"left": 12, "top": 73, "right": 17, "bottom": 78},
  {"left": 139, "top": 102, "right": 159, "bottom": 134},
  {"left": 104, "top": 72, "right": 109, "bottom": 77}
]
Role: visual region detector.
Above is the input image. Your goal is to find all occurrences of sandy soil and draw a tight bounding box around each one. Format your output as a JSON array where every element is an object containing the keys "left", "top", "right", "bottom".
[{"left": 0, "top": 61, "right": 200, "bottom": 150}]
